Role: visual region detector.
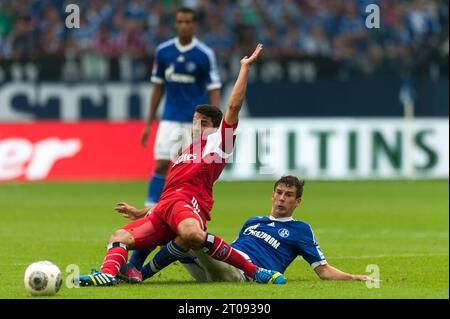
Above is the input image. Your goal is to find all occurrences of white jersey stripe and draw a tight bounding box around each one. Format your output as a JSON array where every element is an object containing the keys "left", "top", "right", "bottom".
[
  {"left": 155, "top": 38, "right": 176, "bottom": 52},
  {"left": 197, "top": 41, "right": 222, "bottom": 88}
]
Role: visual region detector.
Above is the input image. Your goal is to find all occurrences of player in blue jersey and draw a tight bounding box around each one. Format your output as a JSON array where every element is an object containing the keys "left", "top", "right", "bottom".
[
  {"left": 142, "top": 7, "right": 221, "bottom": 207},
  {"left": 117, "top": 176, "right": 374, "bottom": 283},
  {"left": 129, "top": 7, "right": 222, "bottom": 278}
]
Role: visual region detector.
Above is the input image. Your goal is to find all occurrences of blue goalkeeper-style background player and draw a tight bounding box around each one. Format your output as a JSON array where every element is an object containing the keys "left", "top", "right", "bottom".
[
  {"left": 116, "top": 176, "right": 375, "bottom": 283},
  {"left": 134, "top": 7, "right": 221, "bottom": 273}
]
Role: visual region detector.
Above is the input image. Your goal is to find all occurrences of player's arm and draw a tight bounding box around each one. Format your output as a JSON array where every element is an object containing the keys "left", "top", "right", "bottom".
[
  {"left": 114, "top": 202, "right": 154, "bottom": 220},
  {"left": 142, "top": 83, "right": 165, "bottom": 147},
  {"left": 297, "top": 223, "right": 374, "bottom": 282},
  {"left": 224, "top": 44, "right": 263, "bottom": 125},
  {"left": 314, "top": 264, "right": 373, "bottom": 281},
  {"left": 208, "top": 88, "right": 221, "bottom": 108},
  {"left": 142, "top": 46, "right": 166, "bottom": 147}
]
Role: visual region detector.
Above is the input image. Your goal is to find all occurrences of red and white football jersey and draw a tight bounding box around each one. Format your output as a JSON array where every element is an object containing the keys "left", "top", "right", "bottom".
[{"left": 158, "top": 119, "right": 237, "bottom": 221}]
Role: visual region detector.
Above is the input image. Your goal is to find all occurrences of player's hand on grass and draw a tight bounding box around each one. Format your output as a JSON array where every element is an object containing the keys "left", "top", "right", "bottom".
[
  {"left": 240, "top": 43, "right": 263, "bottom": 67},
  {"left": 115, "top": 202, "right": 141, "bottom": 220},
  {"left": 353, "top": 275, "right": 379, "bottom": 282}
]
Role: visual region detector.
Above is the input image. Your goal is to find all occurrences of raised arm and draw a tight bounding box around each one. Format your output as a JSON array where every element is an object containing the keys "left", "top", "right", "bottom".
[{"left": 224, "top": 44, "right": 263, "bottom": 125}]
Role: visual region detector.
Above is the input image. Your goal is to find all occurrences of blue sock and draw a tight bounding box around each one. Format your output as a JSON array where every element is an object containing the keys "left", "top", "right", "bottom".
[
  {"left": 129, "top": 248, "right": 153, "bottom": 271},
  {"left": 145, "top": 173, "right": 166, "bottom": 205},
  {"left": 142, "top": 241, "right": 190, "bottom": 280}
]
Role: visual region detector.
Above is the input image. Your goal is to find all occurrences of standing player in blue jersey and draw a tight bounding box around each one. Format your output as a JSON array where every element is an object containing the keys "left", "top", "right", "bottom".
[
  {"left": 131, "top": 7, "right": 221, "bottom": 277},
  {"left": 142, "top": 7, "right": 221, "bottom": 207},
  {"left": 117, "top": 176, "right": 374, "bottom": 283}
]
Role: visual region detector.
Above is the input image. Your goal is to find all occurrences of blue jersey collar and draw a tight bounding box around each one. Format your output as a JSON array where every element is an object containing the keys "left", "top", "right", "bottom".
[
  {"left": 269, "top": 215, "right": 295, "bottom": 222},
  {"left": 175, "top": 37, "right": 198, "bottom": 53}
]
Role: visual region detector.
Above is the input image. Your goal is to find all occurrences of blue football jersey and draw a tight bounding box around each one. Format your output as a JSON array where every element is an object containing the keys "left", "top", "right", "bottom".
[
  {"left": 151, "top": 37, "right": 222, "bottom": 122},
  {"left": 231, "top": 216, "right": 327, "bottom": 274}
]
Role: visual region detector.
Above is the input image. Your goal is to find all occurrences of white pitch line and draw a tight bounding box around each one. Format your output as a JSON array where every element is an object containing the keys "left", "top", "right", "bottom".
[
  {"left": 0, "top": 262, "right": 100, "bottom": 266},
  {"left": 326, "top": 253, "right": 449, "bottom": 259}
]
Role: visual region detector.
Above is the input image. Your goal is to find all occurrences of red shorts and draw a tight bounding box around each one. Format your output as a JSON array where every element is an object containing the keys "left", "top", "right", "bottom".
[
  {"left": 153, "top": 194, "right": 207, "bottom": 233},
  {"left": 121, "top": 211, "right": 175, "bottom": 250},
  {"left": 122, "top": 195, "right": 207, "bottom": 250}
]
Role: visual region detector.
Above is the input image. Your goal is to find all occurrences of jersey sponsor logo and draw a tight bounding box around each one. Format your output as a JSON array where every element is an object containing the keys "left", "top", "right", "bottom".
[
  {"left": 243, "top": 224, "right": 281, "bottom": 249},
  {"left": 278, "top": 228, "right": 290, "bottom": 238},
  {"left": 165, "top": 64, "right": 196, "bottom": 83},
  {"left": 243, "top": 224, "right": 260, "bottom": 235},
  {"left": 174, "top": 153, "right": 197, "bottom": 166}
]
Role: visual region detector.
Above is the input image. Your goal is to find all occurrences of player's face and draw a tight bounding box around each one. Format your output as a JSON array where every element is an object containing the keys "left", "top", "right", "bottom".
[
  {"left": 271, "top": 184, "right": 301, "bottom": 218},
  {"left": 192, "top": 112, "right": 215, "bottom": 141},
  {"left": 175, "top": 12, "right": 196, "bottom": 39}
]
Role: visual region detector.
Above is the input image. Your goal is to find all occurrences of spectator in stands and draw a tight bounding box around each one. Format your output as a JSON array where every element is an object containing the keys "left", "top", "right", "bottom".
[
  {"left": 70, "top": 12, "right": 99, "bottom": 53},
  {"left": 0, "top": 2, "right": 14, "bottom": 39},
  {"left": 90, "top": 25, "right": 116, "bottom": 58},
  {"left": 302, "top": 24, "right": 333, "bottom": 57},
  {"left": 0, "top": 0, "right": 447, "bottom": 79},
  {"left": 10, "top": 15, "right": 36, "bottom": 61}
]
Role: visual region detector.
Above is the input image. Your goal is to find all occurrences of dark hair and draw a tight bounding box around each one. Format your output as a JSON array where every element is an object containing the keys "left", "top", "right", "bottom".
[
  {"left": 274, "top": 176, "right": 305, "bottom": 198},
  {"left": 175, "top": 7, "right": 198, "bottom": 21},
  {"left": 195, "top": 104, "right": 223, "bottom": 127}
]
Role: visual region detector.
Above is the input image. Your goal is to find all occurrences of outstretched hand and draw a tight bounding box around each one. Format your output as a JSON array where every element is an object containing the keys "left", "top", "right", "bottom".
[
  {"left": 240, "top": 43, "right": 263, "bottom": 67},
  {"left": 353, "top": 275, "right": 380, "bottom": 282},
  {"left": 114, "top": 202, "right": 140, "bottom": 220}
]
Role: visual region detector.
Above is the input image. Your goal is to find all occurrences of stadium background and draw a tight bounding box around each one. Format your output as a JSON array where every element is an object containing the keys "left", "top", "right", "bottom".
[{"left": 0, "top": 0, "right": 448, "bottom": 299}]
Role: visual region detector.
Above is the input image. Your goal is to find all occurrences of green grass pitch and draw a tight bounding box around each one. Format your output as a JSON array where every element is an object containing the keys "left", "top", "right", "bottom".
[{"left": 0, "top": 180, "right": 448, "bottom": 299}]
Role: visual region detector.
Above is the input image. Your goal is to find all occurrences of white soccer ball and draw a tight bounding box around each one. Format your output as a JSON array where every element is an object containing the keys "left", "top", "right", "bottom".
[{"left": 24, "top": 261, "right": 62, "bottom": 296}]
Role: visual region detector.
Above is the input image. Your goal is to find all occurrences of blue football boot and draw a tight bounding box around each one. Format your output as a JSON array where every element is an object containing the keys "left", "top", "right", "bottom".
[
  {"left": 254, "top": 268, "right": 287, "bottom": 284},
  {"left": 74, "top": 269, "right": 117, "bottom": 287}
]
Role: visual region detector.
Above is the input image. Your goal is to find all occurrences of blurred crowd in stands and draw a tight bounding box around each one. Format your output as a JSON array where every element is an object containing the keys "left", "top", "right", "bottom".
[{"left": 0, "top": 0, "right": 448, "bottom": 78}]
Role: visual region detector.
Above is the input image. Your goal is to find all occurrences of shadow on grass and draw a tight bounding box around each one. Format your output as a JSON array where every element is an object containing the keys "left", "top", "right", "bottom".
[{"left": 121, "top": 278, "right": 313, "bottom": 286}]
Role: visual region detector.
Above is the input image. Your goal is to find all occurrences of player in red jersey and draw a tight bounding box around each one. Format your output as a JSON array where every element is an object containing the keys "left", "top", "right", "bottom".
[{"left": 75, "top": 44, "right": 287, "bottom": 286}]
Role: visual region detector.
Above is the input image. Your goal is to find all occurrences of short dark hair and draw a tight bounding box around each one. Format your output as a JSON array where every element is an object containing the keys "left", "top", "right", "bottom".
[
  {"left": 175, "top": 7, "right": 198, "bottom": 21},
  {"left": 195, "top": 104, "right": 223, "bottom": 127},
  {"left": 274, "top": 176, "right": 305, "bottom": 198}
]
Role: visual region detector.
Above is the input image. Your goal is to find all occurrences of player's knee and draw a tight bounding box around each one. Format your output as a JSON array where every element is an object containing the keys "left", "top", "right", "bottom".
[
  {"left": 107, "top": 229, "right": 125, "bottom": 243},
  {"left": 108, "top": 229, "right": 134, "bottom": 247},
  {"left": 180, "top": 229, "right": 205, "bottom": 250},
  {"left": 155, "top": 160, "right": 170, "bottom": 175},
  {"left": 174, "top": 236, "right": 192, "bottom": 251}
]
